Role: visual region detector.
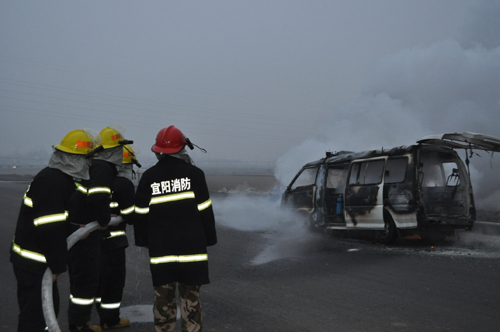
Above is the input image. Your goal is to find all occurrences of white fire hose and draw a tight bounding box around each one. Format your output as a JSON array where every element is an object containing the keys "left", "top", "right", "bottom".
[{"left": 42, "top": 216, "right": 123, "bottom": 332}]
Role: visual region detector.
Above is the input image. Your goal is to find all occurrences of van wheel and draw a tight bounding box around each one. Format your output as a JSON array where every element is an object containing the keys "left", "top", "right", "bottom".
[{"left": 377, "top": 213, "right": 398, "bottom": 244}]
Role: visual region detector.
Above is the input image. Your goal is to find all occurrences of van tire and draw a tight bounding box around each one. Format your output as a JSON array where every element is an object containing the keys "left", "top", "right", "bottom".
[{"left": 378, "top": 213, "right": 398, "bottom": 244}]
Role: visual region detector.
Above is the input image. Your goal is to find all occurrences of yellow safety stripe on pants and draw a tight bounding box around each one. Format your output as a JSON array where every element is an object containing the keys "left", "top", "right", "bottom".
[
  {"left": 105, "top": 231, "right": 126, "bottom": 239},
  {"left": 33, "top": 211, "right": 68, "bottom": 226},
  {"left": 75, "top": 182, "right": 88, "bottom": 194},
  {"left": 88, "top": 186, "right": 112, "bottom": 195},
  {"left": 70, "top": 294, "right": 95, "bottom": 306},
  {"left": 150, "top": 253, "right": 208, "bottom": 265},
  {"left": 94, "top": 297, "right": 121, "bottom": 309},
  {"left": 135, "top": 206, "right": 149, "bottom": 214},
  {"left": 100, "top": 302, "right": 121, "bottom": 309},
  {"left": 198, "top": 198, "right": 212, "bottom": 211},
  {"left": 12, "top": 241, "right": 47, "bottom": 263},
  {"left": 150, "top": 191, "right": 195, "bottom": 205},
  {"left": 121, "top": 205, "right": 135, "bottom": 215}
]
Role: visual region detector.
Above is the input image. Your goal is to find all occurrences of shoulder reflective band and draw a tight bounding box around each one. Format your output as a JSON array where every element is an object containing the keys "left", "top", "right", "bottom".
[
  {"left": 121, "top": 205, "right": 135, "bottom": 215},
  {"left": 135, "top": 206, "right": 149, "bottom": 215},
  {"left": 88, "top": 187, "right": 112, "bottom": 195},
  {"left": 198, "top": 198, "right": 212, "bottom": 211},
  {"left": 75, "top": 182, "right": 88, "bottom": 194},
  {"left": 150, "top": 254, "right": 208, "bottom": 265},
  {"left": 23, "top": 191, "right": 33, "bottom": 207},
  {"left": 150, "top": 191, "right": 195, "bottom": 205},
  {"left": 106, "top": 231, "right": 126, "bottom": 239},
  {"left": 12, "top": 242, "right": 47, "bottom": 263},
  {"left": 110, "top": 201, "right": 119, "bottom": 208},
  {"left": 70, "top": 294, "right": 95, "bottom": 306},
  {"left": 34, "top": 211, "right": 68, "bottom": 226}
]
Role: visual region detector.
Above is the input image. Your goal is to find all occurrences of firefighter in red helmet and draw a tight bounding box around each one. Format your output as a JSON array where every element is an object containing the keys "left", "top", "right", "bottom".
[{"left": 134, "top": 126, "right": 217, "bottom": 332}]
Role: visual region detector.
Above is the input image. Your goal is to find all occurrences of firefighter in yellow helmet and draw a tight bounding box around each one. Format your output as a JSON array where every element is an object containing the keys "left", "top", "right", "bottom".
[
  {"left": 95, "top": 145, "right": 140, "bottom": 329},
  {"left": 67, "top": 125, "right": 133, "bottom": 332},
  {"left": 10, "top": 129, "right": 96, "bottom": 332}
]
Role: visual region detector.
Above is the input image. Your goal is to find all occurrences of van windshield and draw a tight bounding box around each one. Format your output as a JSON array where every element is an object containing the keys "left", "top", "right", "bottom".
[{"left": 290, "top": 167, "right": 318, "bottom": 190}]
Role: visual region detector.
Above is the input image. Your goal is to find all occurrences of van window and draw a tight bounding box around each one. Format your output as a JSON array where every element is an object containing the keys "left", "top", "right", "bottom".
[
  {"left": 326, "top": 167, "right": 348, "bottom": 189},
  {"left": 348, "top": 160, "right": 385, "bottom": 185},
  {"left": 421, "top": 153, "right": 460, "bottom": 187},
  {"left": 290, "top": 167, "right": 318, "bottom": 190},
  {"left": 385, "top": 158, "right": 408, "bottom": 183}
]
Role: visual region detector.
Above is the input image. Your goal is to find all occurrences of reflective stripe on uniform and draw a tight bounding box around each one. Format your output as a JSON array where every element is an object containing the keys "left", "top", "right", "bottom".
[
  {"left": 135, "top": 206, "right": 149, "bottom": 214},
  {"left": 121, "top": 205, "right": 135, "bottom": 215},
  {"left": 198, "top": 198, "right": 212, "bottom": 211},
  {"left": 110, "top": 201, "right": 119, "bottom": 208},
  {"left": 70, "top": 294, "right": 95, "bottom": 305},
  {"left": 12, "top": 242, "right": 47, "bottom": 263},
  {"left": 23, "top": 195, "right": 33, "bottom": 208},
  {"left": 150, "top": 191, "right": 195, "bottom": 205},
  {"left": 105, "top": 231, "right": 126, "bottom": 239},
  {"left": 75, "top": 182, "right": 88, "bottom": 194},
  {"left": 100, "top": 302, "right": 121, "bottom": 309},
  {"left": 150, "top": 253, "right": 208, "bottom": 265},
  {"left": 33, "top": 211, "right": 68, "bottom": 226},
  {"left": 88, "top": 187, "right": 111, "bottom": 195},
  {"left": 23, "top": 185, "right": 33, "bottom": 207}
]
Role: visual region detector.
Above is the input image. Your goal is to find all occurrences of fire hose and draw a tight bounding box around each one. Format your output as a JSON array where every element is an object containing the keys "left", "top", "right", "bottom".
[{"left": 41, "top": 216, "right": 123, "bottom": 332}]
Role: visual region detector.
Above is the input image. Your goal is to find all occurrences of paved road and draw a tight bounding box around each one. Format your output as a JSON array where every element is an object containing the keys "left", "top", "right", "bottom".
[{"left": 2, "top": 180, "right": 500, "bottom": 332}]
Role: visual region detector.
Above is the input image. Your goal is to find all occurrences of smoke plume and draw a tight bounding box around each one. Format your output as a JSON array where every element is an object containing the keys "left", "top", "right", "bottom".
[{"left": 275, "top": 0, "right": 500, "bottom": 210}]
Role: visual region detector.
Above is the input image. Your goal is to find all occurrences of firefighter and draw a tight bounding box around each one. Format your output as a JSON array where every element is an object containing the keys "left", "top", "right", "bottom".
[
  {"left": 95, "top": 144, "right": 140, "bottom": 329},
  {"left": 134, "top": 125, "right": 217, "bottom": 332},
  {"left": 10, "top": 129, "right": 96, "bottom": 332},
  {"left": 67, "top": 126, "right": 132, "bottom": 332}
]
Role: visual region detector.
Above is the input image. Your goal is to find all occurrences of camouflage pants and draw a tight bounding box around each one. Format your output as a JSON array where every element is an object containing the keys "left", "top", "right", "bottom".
[{"left": 153, "top": 282, "right": 202, "bottom": 332}]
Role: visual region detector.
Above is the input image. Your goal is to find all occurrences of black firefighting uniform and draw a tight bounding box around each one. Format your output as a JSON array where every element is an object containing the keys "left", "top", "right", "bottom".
[
  {"left": 134, "top": 156, "right": 217, "bottom": 287},
  {"left": 10, "top": 167, "right": 75, "bottom": 332},
  {"left": 67, "top": 159, "right": 116, "bottom": 326},
  {"left": 96, "top": 175, "right": 136, "bottom": 327}
]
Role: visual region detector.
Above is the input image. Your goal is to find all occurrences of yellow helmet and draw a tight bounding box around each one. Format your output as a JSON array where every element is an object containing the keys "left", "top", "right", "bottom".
[
  {"left": 53, "top": 129, "right": 96, "bottom": 155},
  {"left": 122, "top": 145, "right": 138, "bottom": 164},
  {"left": 98, "top": 126, "right": 126, "bottom": 149}
]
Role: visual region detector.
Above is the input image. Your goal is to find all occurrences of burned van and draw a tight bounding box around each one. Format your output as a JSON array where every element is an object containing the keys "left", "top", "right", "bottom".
[{"left": 281, "top": 132, "right": 500, "bottom": 243}]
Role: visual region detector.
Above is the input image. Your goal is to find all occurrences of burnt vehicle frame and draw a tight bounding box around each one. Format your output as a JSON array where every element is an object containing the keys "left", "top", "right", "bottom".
[{"left": 281, "top": 132, "right": 500, "bottom": 243}]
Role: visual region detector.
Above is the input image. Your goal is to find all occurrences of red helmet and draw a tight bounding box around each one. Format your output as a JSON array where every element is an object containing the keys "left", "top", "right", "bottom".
[{"left": 152, "top": 126, "right": 186, "bottom": 154}]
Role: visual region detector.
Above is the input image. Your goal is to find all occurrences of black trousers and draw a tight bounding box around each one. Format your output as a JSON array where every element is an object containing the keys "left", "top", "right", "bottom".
[
  {"left": 13, "top": 264, "right": 59, "bottom": 332},
  {"left": 96, "top": 246, "right": 126, "bottom": 326},
  {"left": 67, "top": 238, "right": 101, "bottom": 325}
]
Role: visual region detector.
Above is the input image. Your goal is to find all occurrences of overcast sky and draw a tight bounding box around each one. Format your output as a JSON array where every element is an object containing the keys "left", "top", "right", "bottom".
[{"left": 1, "top": 0, "right": 500, "bottom": 205}]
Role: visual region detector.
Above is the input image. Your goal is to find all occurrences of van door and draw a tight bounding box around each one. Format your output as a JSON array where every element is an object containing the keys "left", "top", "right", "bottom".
[
  {"left": 324, "top": 164, "right": 349, "bottom": 226},
  {"left": 281, "top": 166, "right": 319, "bottom": 213},
  {"left": 345, "top": 158, "right": 386, "bottom": 229},
  {"left": 417, "top": 132, "right": 500, "bottom": 152},
  {"left": 418, "top": 148, "right": 470, "bottom": 222}
]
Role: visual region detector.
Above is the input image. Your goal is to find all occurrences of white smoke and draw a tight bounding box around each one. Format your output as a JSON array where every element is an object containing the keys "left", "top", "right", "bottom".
[
  {"left": 212, "top": 193, "right": 319, "bottom": 265},
  {"left": 275, "top": 0, "right": 500, "bottom": 209}
]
